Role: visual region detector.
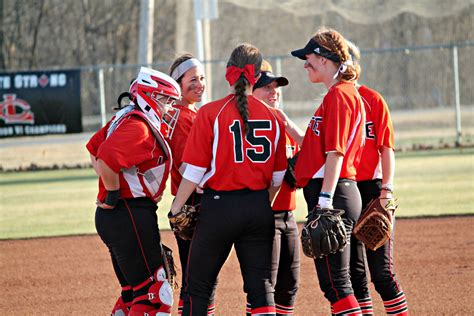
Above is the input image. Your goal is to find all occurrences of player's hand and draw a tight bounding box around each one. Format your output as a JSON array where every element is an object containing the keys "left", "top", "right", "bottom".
[
  {"left": 274, "top": 108, "right": 289, "bottom": 126},
  {"left": 155, "top": 193, "right": 163, "bottom": 203},
  {"left": 96, "top": 199, "right": 115, "bottom": 210},
  {"left": 379, "top": 189, "right": 393, "bottom": 199}
]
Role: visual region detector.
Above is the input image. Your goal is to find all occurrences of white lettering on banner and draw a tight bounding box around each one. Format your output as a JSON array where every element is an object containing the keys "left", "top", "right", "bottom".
[
  {"left": 0, "top": 76, "right": 11, "bottom": 89},
  {"left": 14, "top": 75, "right": 39, "bottom": 89},
  {"left": 9, "top": 73, "right": 67, "bottom": 89},
  {"left": 24, "top": 124, "right": 66, "bottom": 135},
  {"left": 14, "top": 125, "right": 24, "bottom": 135},
  {"left": 50, "top": 73, "right": 67, "bottom": 87},
  {"left": 0, "top": 126, "right": 14, "bottom": 136}
]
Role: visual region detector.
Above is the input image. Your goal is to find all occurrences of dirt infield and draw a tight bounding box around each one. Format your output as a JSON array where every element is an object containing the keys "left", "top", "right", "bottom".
[{"left": 1, "top": 216, "right": 473, "bottom": 315}]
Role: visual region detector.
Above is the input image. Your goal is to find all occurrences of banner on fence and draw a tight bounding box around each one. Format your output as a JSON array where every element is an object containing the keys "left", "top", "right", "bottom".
[{"left": 0, "top": 69, "right": 82, "bottom": 138}]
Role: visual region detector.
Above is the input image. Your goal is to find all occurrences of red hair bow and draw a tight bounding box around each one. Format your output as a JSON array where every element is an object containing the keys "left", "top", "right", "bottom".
[{"left": 225, "top": 64, "right": 256, "bottom": 86}]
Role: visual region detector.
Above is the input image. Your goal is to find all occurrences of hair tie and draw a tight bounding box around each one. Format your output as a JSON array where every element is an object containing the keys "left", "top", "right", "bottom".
[
  {"left": 333, "top": 60, "right": 354, "bottom": 79},
  {"left": 225, "top": 64, "right": 256, "bottom": 86}
]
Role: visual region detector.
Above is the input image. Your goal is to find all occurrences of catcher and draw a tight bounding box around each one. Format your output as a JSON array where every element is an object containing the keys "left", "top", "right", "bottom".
[
  {"left": 87, "top": 67, "right": 181, "bottom": 316},
  {"left": 349, "top": 40, "right": 409, "bottom": 315}
]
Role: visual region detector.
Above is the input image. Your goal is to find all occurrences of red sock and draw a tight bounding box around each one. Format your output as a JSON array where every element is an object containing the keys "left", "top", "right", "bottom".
[{"left": 331, "top": 295, "right": 362, "bottom": 316}]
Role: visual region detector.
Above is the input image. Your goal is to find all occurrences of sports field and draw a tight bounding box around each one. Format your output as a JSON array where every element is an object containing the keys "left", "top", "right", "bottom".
[
  {"left": 1, "top": 147, "right": 472, "bottom": 239},
  {"left": 0, "top": 145, "right": 473, "bottom": 315},
  {"left": 0, "top": 217, "right": 472, "bottom": 315}
]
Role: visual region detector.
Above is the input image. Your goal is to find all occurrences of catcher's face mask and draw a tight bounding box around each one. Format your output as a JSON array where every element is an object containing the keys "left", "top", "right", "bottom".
[{"left": 135, "top": 67, "right": 181, "bottom": 132}]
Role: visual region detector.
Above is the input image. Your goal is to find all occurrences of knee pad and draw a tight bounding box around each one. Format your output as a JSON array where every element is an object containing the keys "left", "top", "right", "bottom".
[
  {"left": 148, "top": 267, "right": 173, "bottom": 307},
  {"left": 131, "top": 267, "right": 174, "bottom": 315}
]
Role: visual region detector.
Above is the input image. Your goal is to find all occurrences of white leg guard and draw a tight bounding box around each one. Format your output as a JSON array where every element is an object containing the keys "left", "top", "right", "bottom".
[{"left": 148, "top": 267, "right": 173, "bottom": 313}]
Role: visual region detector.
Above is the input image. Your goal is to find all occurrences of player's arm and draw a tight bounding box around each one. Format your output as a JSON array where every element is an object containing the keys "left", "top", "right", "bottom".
[
  {"left": 170, "top": 164, "right": 206, "bottom": 215},
  {"left": 96, "top": 159, "right": 120, "bottom": 209},
  {"left": 268, "top": 185, "right": 281, "bottom": 203},
  {"left": 90, "top": 154, "right": 100, "bottom": 176},
  {"left": 319, "top": 151, "right": 344, "bottom": 208},
  {"left": 380, "top": 146, "right": 395, "bottom": 199},
  {"left": 274, "top": 108, "right": 305, "bottom": 146}
]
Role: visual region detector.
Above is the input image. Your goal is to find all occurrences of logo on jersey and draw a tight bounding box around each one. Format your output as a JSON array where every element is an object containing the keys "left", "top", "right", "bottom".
[
  {"left": 0, "top": 94, "right": 34, "bottom": 124},
  {"left": 309, "top": 116, "right": 322, "bottom": 136},
  {"left": 365, "top": 121, "right": 375, "bottom": 140}
]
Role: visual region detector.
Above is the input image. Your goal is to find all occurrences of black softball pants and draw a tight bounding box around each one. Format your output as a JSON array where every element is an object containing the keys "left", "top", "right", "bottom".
[
  {"left": 351, "top": 180, "right": 404, "bottom": 301},
  {"left": 182, "top": 189, "right": 275, "bottom": 316},
  {"left": 303, "top": 178, "right": 362, "bottom": 304},
  {"left": 271, "top": 211, "right": 300, "bottom": 310},
  {"left": 95, "top": 197, "right": 164, "bottom": 288}
]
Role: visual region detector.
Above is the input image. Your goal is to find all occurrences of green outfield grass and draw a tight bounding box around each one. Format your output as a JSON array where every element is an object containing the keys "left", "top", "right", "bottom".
[{"left": 1, "top": 147, "right": 472, "bottom": 239}]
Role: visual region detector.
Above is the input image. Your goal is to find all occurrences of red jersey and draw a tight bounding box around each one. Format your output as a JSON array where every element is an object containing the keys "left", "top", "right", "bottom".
[
  {"left": 272, "top": 133, "right": 299, "bottom": 211},
  {"left": 295, "top": 81, "right": 365, "bottom": 187},
  {"left": 356, "top": 85, "right": 395, "bottom": 181},
  {"left": 182, "top": 94, "right": 287, "bottom": 191},
  {"left": 86, "top": 110, "right": 171, "bottom": 202},
  {"left": 166, "top": 104, "right": 198, "bottom": 196}
]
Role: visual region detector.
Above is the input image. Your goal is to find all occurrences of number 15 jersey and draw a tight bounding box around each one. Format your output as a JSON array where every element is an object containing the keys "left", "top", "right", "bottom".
[{"left": 182, "top": 94, "right": 287, "bottom": 191}]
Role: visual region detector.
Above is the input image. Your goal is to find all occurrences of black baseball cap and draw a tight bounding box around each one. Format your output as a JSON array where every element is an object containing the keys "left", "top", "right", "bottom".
[
  {"left": 291, "top": 38, "right": 341, "bottom": 63},
  {"left": 253, "top": 71, "right": 289, "bottom": 91}
]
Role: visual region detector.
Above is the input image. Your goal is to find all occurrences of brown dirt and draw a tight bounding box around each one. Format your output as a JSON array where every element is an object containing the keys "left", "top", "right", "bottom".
[{"left": 1, "top": 216, "right": 473, "bottom": 315}]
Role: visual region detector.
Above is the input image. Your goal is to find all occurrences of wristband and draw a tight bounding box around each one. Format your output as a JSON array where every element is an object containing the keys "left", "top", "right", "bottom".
[
  {"left": 381, "top": 184, "right": 394, "bottom": 193},
  {"left": 318, "top": 196, "right": 333, "bottom": 209},
  {"left": 105, "top": 190, "right": 120, "bottom": 207},
  {"left": 319, "top": 191, "right": 333, "bottom": 199}
]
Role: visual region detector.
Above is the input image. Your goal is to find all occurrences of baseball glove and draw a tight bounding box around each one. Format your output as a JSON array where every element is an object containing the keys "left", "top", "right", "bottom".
[
  {"left": 283, "top": 152, "right": 299, "bottom": 188},
  {"left": 353, "top": 198, "right": 398, "bottom": 251},
  {"left": 161, "top": 244, "right": 178, "bottom": 290},
  {"left": 168, "top": 204, "right": 200, "bottom": 240},
  {"left": 301, "top": 207, "right": 347, "bottom": 259}
]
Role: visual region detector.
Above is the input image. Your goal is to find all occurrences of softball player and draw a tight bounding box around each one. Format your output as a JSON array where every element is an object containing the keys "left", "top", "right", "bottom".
[
  {"left": 87, "top": 67, "right": 180, "bottom": 316},
  {"left": 291, "top": 28, "right": 365, "bottom": 315},
  {"left": 347, "top": 41, "right": 409, "bottom": 315},
  {"left": 170, "top": 43, "right": 287, "bottom": 316},
  {"left": 166, "top": 53, "right": 216, "bottom": 316},
  {"left": 249, "top": 60, "right": 300, "bottom": 316}
]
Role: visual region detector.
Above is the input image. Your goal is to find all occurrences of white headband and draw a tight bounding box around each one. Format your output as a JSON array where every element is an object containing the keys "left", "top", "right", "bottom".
[{"left": 171, "top": 58, "right": 203, "bottom": 80}]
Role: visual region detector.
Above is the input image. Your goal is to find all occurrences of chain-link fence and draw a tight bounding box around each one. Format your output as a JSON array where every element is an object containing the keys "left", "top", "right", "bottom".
[{"left": 81, "top": 42, "right": 473, "bottom": 149}]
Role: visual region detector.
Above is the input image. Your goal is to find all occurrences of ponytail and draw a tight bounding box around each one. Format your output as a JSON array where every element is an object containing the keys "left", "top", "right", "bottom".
[
  {"left": 234, "top": 76, "right": 250, "bottom": 134},
  {"left": 226, "top": 43, "right": 262, "bottom": 136}
]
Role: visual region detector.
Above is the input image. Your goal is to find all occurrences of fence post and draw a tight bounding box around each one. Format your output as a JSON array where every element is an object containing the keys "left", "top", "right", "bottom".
[
  {"left": 98, "top": 68, "right": 107, "bottom": 127},
  {"left": 452, "top": 45, "right": 462, "bottom": 147},
  {"left": 275, "top": 57, "right": 284, "bottom": 109}
]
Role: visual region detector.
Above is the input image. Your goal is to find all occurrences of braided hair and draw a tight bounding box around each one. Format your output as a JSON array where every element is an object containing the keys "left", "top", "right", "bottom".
[
  {"left": 312, "top": 28, "right": 361, "bottom": 81},
  {"left": 226, "top": 43, "right": 262, "bottom": 134}
]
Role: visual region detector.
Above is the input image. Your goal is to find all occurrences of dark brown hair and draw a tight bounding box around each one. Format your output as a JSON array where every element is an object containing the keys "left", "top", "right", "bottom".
[
  {"left": 312, "top": 28, "right": 361, "bottom": 81},
  {"left": 169, "top": 52, "right": 195, "bottom": 84},
  {"left": 226, "top": 43, "right": 262, "bottom": 134}
]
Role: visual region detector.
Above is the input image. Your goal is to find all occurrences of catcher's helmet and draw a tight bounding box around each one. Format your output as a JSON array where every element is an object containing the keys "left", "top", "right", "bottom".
[
  {"left": 129, "top": 78, "right": 138, "bottom": 99},
  {"left": 136, "top": 67, "right": 181, "bottom": 132}
]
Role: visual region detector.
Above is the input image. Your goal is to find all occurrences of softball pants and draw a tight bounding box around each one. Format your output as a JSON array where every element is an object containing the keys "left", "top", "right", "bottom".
[
  {"left": 303, "top": 178, "right": 362, "bottom": 304},
  {"left": 182, "top": 188, "right": 276, "bottom": 316},
  {"left": 175, "top": 193, "right": 217, "bottom": 315},
  {"left": 95, "top": 197, "right": 164, "bottom": 291},
  {"left": 351, "top": 180, "right": 408, "bottom": 315},
  {"left": 271, "top": 211, "right": 300, "bottom": 313}
]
